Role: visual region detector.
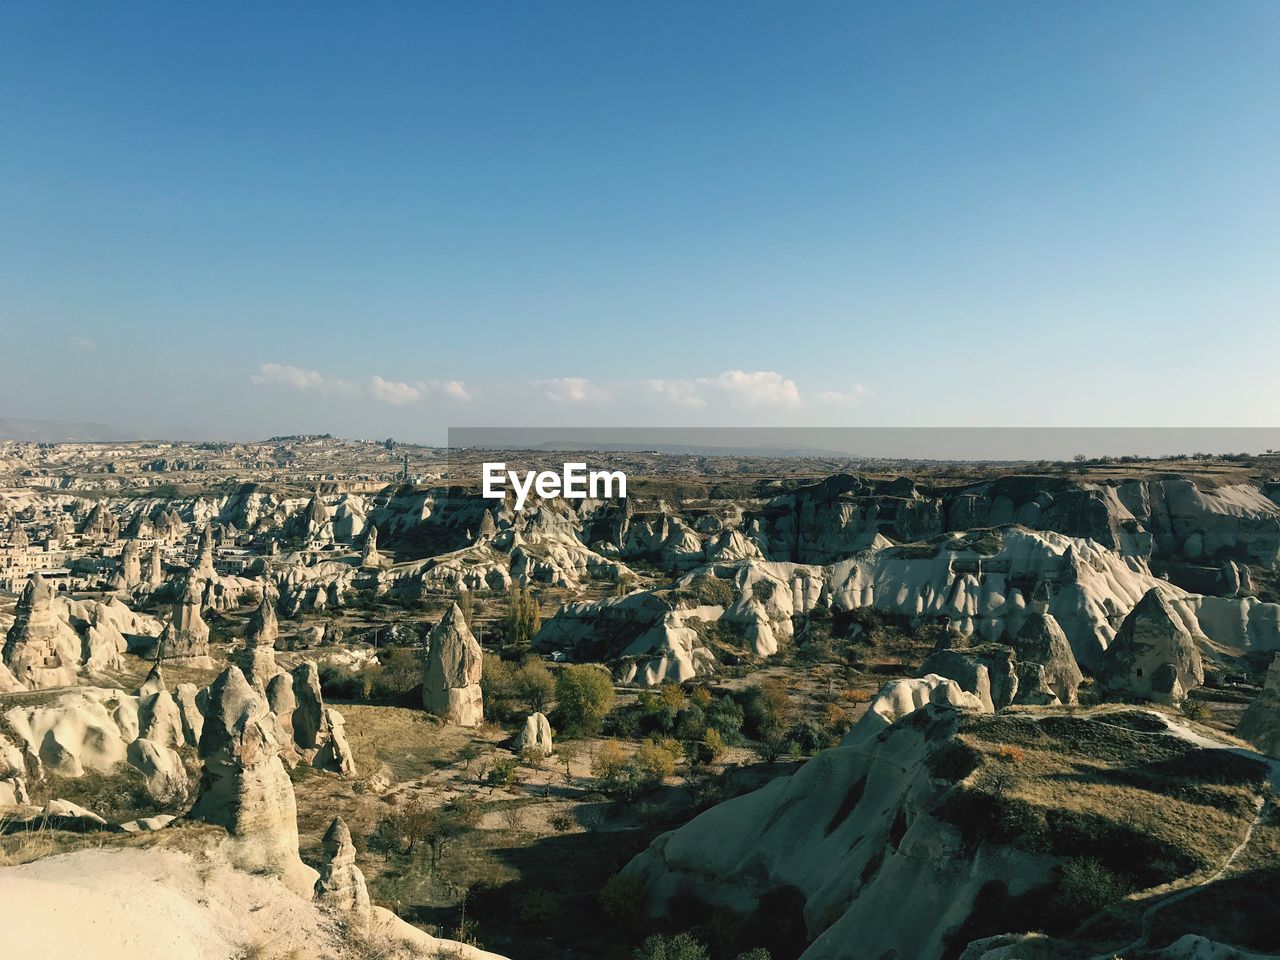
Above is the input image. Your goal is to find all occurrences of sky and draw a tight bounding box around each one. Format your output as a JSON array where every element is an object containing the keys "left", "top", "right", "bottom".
[{"left": 1, "top": 1, "right": 1278, "bottom": 443}]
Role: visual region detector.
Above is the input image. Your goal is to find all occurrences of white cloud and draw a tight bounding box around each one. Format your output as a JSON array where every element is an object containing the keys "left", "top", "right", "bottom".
[
  {"left": 252, "top": 364, "right": 471, "bottom": 405},
  {"left": 537, "top": 377, "right": 604, "bottom": 404},
  {"left": 70, "top": 336, "right": 96, "bottom": 352},
  {"left": 417, "top": 379, "right": 473, "bottom": 402},
  {"left": 646, "top": 378, "right": 707, "bottom": 408},
  {"left": 643, "top": 370, "right": 805, "bottom": 410},
  {"left": 251, "top": 362, "right": 852, "bottom": 417},
  {"left": 252, "top": 362, "right": 328, "bottom": 391},
  {"left": 705, "top": 369, "right": 803, "bottom": 409},
  {"left": 816, "top": 386, "right": 868, "bottom": 408},
  {"left": 368, "top": 375, "right": 421, "bottom": 406}
]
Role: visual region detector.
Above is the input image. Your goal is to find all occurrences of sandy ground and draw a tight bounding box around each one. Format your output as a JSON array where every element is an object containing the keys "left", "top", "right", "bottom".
[
  {"left": 0, "top": 841, "right": 516, "bottom": 960},
  {"left": 0, "top": 846, "right": 340, "bottom": 960}
]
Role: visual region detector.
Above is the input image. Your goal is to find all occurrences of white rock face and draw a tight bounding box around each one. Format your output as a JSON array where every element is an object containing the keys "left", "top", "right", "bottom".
[
  {"left": 189, "top": 666, "right": 318, "bottom": 897},
  {"left": 3, "top": 683, "right": 193, "bottom": 800},
  {"left": 174, "top": 682, "right": 205, "bottom": 747},
  {"left": 843, "top": 674, "right": 987, "bottom": 747},
  {"left": 1011, "top": 613, "right": 1082, "bottom": 704},
  {"left": 314, "top": 816, "right": 371, "bottom": 929},
  {"left": 158, "top": 572, "right": 212, "bottom": 664},
  {"left": 193, "top": 525, "right": 216, "bottom": 579},
  {"left": 361, "top": 525, "right": 382, "bottom": 568},
  {"left": 5, "top": 687, "right": 138, "bottom": 777},
  {"left": 1097, "top": 588, "right": 1204, "bottom": 704},
  {"left": 136, "top": 661, "right": 165, "bottom": 697},
  {"left": 537, "top": 525, "right": 1280, "bottom": 686},
  {"left": 145, "top": 540, "right": 163, "bottom": 586},
  {"left": 239, "top": 594, "right": 283, "bottom": 690},
  {"left": 2, "top": 573, "right": 80, "bottom": 688},
  {"left": 119, "top": 539, "right": 142, "bottom": 588},
  {"left": 917, "top": 647, "right": 1018, "bottom": 713},
  {"left": 422, "top": 603, "right": 484, "bottom": 726},
  {"left": 314, "top": 707, "right": 358, "bottom": 776},
  {"left": 290, "top": 661, "right": 328, "bottom": 750},
  {"left": 42, "top": 798, "right": 108, "bottom": 825},
  {"left": 515, "top": 712, "right": 554, "bottom": 757}
]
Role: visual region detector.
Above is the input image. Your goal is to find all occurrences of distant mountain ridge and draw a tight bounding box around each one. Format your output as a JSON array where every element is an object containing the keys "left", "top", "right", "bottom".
[{"left": 0, "top": 417, "right": 132, "bottom": 442}]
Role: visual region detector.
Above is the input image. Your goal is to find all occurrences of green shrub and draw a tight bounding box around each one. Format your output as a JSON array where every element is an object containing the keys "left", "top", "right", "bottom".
[
  {"left": 705, "top": 695, "right": 745, "bottom": 742},
  {"left": 740, "top": 679, "right": 794, "bottom": 740},
  {"left": 514, "top": 659, "right": 555, "bottom": 713},
  {"left": 600, "top": 873, "right": 646, "bottom": 923},
  {"left": 369, "top": 646, "right": 422, "bottom": 704},
  {"left": 487, "top": 756, "right": 519, "bottom": 786},
  {"left": 481, "top": 653, "right": 518, "bottom": 718},
  {"left": 926, "top": 740, "right": 981, "bottom": 782},
  {"left": 517, "top": 887, "right": 558, "bottom": 924},
  {"left": 634, "top": 932, "right": 709, "bottom": 960},
  {"left": 1052, "top": 857, "right": 1131, "bottom": 922},
  {"left": 555, "top": 664, "right": 615, "bottom": 734}
]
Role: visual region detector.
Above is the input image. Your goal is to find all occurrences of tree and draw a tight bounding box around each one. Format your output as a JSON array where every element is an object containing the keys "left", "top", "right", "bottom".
[
  {"left": 481, "top": 653, "right": 517, "bottom": 717},
  {"left": 373, "top": 646, "right": 421, "bottom": 701},
  {"left": 555, "top": 664, "right": 615, "bottom": 734},
  {"left": 515, "top": 659, "right": 555, "bottom": 713},
  {"left": 599, "top": 873, "right": 646, "bottom": 923},
  {"left": 635, "top": 933, "right": 709, "bottom": 960},
  {"left": 634, "top": 740, "right": 678, "bottom": 784},
  {"left": 456, "top": 591, "right": 477, "bottom": 628},
  {"left": 592, "top": 741, "right": 629, "bottom": 781},
  {"left": 506, "top": 586, "right": 542, "bottom": 647},
  {"left": 742, "top": 679, "right": 794, "bottom": 741},
  {"left": 390, "top": 796, "right": 480, "bottom": 871},
  {"left": 1053, "top": 857, "right": 1130, "bottom": 921}
]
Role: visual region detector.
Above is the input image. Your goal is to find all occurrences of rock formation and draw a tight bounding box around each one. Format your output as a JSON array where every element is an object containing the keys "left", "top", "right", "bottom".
[
  {"left": 515, "top": 711, "right": 554, "bottom": 757},
  {"left": 174, "top": 682, "right": 204, "bottom": 747},
  {"left": 2, "top": 573, "right": 79, "bottom": 689},
  {"left": 301, "top": 489, "right": 333, "bottom": 545},
  {"left": 918, "top": 646, "right": 1018, "bottom": 713},
  {"left": 362, "top": 525, "right": 381, "bottom": 567},
  {"left": 81, "top": 502, "right": 119, "bottom": 542},
  {"left": 119, "top": 539, "right": 142, "bottom": 589},
  {"left": 1098, "top": 588, "right": 1203, "bottom": 704},
  {"left": 1236, "top": 654, "right": 1280, "bottom": 756},
  {"left": 844, "top": 674, "right": 987, "bottom": 747},
  {"left": 193, "top": 525, "right": 216, "bottom": 578},
  {"left": 266, "top": 673, "right": 296, "bottom": 746},
  {"left": 136, "top": 661, "right": 165, "bottom": 697},
  {"left": 422, "top": 603, "right": 484, "bottom": 726},
  {"left": 313, "top": 707, "right": 357, "bottom": 776},
  {"left": 239, "top": 594, "right": 282, "bottom": 690},
  {"left": 157, "top": 572, "right": 211, "bottom": 664},
  {"left": 188, "top": 666, "right": 317, "bottom": 896},
  {"left": 291, "top": 661, "right": 328, "bottom": 749},
  {"left": 1011, "top": 613, "right": 1083, "bottom": 704},
  {"left": 145, "top": 541, "right": 163, "bottom": 586},
  {"left": 314, "top": 816, "right": 371, "bottom": 928}
]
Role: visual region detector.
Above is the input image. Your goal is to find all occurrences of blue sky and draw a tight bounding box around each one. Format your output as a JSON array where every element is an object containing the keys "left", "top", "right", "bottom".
[{"left": 1, "top": 2, "right": 1278, "bottom": 441}]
